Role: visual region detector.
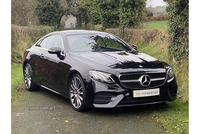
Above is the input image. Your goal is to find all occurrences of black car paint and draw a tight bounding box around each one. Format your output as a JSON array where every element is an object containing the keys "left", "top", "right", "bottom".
[{"left": 23, "top": 30, "right": 177, "bottom": 109}]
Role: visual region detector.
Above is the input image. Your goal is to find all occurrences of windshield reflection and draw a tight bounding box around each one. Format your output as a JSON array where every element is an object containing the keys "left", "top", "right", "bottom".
[{"left": 67, "top": 34, "right": 131, "bottom": 52}]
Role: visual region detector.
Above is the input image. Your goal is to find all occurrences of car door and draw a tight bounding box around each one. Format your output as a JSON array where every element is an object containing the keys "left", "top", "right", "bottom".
[
  {"left": 28, "top": 36, "right": 51, "bottom": 85},
  {"left": 40, "top": 34, "right": 69, "bottom": 92}
]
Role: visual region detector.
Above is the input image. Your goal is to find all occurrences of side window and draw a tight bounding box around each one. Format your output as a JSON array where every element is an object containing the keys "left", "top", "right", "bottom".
[
  {"left": 46, "top": 35, "right": 63, "bottom": 50},
  {"left": 36, "top": 36, "right": 51, "bottom": 48}
]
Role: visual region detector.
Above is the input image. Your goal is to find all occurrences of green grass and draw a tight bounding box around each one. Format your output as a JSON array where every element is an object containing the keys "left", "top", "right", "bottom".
[
  {"left": 11, "top": 63, "right": 25, "bottom": 102},
  {"left": 151, "top": 100, "right": 188, "bottom": 134},
  {"left": 142, "top": 20, "right": 168, "bottom": 30}
]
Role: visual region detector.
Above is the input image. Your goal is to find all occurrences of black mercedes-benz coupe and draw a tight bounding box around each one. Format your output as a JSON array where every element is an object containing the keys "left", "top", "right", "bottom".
[{"left": 23, "top": 30, "right": 177, "bottom": 112}]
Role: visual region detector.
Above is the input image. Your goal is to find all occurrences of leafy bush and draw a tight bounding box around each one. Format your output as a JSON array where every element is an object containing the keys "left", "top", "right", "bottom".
[
  {"left": 35, "top": 0, "right": 65, "bottom": 29},
  {"left": 11, "top": 0, "right": 38, "bottom": 26},
  {"left": 11, "top": 25, "right": 53, "bottom": 63},
  {"left": 164, "top": 0, "right": 189, "bottom": 61},
  {"left": 77, "top": 0, "right": 146, "bottom": 35},
  {"left": 146, "top": 12, "right": 153, "bottom": 17},
  {"left": 106, "top": 28, "right": 169, "bottom": 45}
]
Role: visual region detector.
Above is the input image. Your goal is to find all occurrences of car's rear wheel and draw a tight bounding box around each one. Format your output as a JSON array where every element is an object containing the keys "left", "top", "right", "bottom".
[
  {"left": 69, "top": 74, "right": 87, "bottom": 112},
  {"left": 23, "top": 63, "right": 40, "bottom": 91}
]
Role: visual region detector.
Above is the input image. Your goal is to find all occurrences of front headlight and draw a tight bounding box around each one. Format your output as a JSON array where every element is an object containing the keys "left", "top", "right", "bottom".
[
  {"left": 166, "top": 67, "right": 174, "bottom": 83},
  {"left": 89, "top": 70, "right": 115, "bottom": 84}
]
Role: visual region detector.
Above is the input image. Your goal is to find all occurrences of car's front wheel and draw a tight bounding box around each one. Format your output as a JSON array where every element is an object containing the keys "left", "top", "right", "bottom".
[
  {"left": 23, "top": 63, "right": 40, "bottom": 91},
  {"left": 69, "top": 74, "right": 87, "bottom": 112}
]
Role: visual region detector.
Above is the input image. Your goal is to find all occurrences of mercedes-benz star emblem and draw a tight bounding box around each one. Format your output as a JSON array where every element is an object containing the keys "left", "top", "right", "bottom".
[{"left": 139, "top": 75, "right": 151, "bottom": 87}]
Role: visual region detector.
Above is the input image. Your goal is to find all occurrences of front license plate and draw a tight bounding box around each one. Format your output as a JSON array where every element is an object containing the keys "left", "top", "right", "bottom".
[{"left": 133, "top": 88, "right": 160, "bottom": 98}]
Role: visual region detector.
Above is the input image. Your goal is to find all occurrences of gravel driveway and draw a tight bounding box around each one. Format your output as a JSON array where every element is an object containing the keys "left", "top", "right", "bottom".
[{"left": 12, "top": 88, "right": 166, "bottom": 134}]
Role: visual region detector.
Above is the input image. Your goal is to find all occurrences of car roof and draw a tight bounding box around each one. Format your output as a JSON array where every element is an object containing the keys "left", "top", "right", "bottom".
[{"left": 50, "top": 30, "right": 109, "bottom": 36}]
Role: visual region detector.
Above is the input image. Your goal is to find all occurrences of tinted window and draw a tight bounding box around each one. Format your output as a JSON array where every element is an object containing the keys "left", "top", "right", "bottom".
[
  {"left": 46, "top": 35, "right": 63, "bottom": 49},
  {"left": 37, "top": 36, "right": 51, "bottom": 48},
  {"left": 67, "top": 34, "right": 130, "bottom": 52}
]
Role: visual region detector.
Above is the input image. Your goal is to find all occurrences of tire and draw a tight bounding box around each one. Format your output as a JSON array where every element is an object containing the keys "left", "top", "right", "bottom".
[
  {"left": 69, "top": 74, "right": 87, "bottom": 112},
  {"left": 23, "top": 63, "right": 40, "bottom": 91}
]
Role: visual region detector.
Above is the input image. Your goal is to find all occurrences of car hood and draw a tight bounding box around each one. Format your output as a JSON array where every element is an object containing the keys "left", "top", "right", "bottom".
[{"left": 70, "top": 51, "right": 165, "bottom": 71}]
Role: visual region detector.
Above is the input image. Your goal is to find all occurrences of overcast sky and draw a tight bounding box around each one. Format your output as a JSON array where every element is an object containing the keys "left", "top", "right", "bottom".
[{"left": 146, "top": 0, "right": 167, "bottom": 7}]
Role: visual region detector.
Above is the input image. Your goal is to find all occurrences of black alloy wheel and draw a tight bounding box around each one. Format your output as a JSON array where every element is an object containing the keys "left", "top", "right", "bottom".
[
  {"left": 23, "top": 63, "right": 40, "bottom": 91},
  {"left": 69, "top": 74, "right": 87, "bottom": 112}
]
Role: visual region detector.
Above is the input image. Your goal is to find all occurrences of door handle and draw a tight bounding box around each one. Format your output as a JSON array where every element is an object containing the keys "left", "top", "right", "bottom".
[{"left": 40, "top": 53, "right": 45, "bottom": 59}]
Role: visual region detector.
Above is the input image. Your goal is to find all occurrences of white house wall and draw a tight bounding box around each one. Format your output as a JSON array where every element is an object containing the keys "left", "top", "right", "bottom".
[{"left": 64, "top": 16, "right": 77, "bottom": 29}]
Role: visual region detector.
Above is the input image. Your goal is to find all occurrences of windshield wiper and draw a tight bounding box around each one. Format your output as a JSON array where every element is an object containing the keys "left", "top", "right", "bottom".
[{"left": 98, "top": 46, "right": 122, "bottom": 52}]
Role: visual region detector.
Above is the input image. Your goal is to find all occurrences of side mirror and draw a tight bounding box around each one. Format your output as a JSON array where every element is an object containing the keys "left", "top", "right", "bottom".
[
  {"left": 48, "top": 47, "right": 61, "bottom": 55},
  {"left": 131, "top": 44, "right": 138, "bottom": 51},
  {"left": 48, "top": 47, "right": 65, "bottom": 60}
]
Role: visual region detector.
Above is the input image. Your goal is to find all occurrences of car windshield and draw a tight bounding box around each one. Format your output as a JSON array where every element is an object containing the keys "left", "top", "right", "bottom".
[{"left": 66, "top": 34, "right": 131, "bottom": 52}]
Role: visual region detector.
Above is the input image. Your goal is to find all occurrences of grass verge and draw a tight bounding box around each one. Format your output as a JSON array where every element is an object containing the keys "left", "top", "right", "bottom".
[
  {"left": 151, "top": 100, "right": 188, "bottom": 134},
  {"left": 11, "top": 63, "right": 26, "bottom": 102}
]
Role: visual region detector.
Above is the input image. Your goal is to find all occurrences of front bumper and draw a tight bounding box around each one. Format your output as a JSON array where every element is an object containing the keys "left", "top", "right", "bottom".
[{"left": 87, "top": 79, "right": 177, "bottom": 108}]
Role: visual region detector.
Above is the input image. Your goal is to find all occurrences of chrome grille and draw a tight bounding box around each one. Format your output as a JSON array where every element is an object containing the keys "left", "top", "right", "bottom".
[{"left": 119, "top": 70, "right": 166, "bottom": 89}]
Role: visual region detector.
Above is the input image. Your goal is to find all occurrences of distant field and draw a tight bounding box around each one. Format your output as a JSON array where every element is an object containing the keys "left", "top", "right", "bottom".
[
  {"left": 142, "top": 20, "right": 168, "bottom": 30},
  {"left": 146, "top": 7, "right": 167, "bottom": 16}
]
